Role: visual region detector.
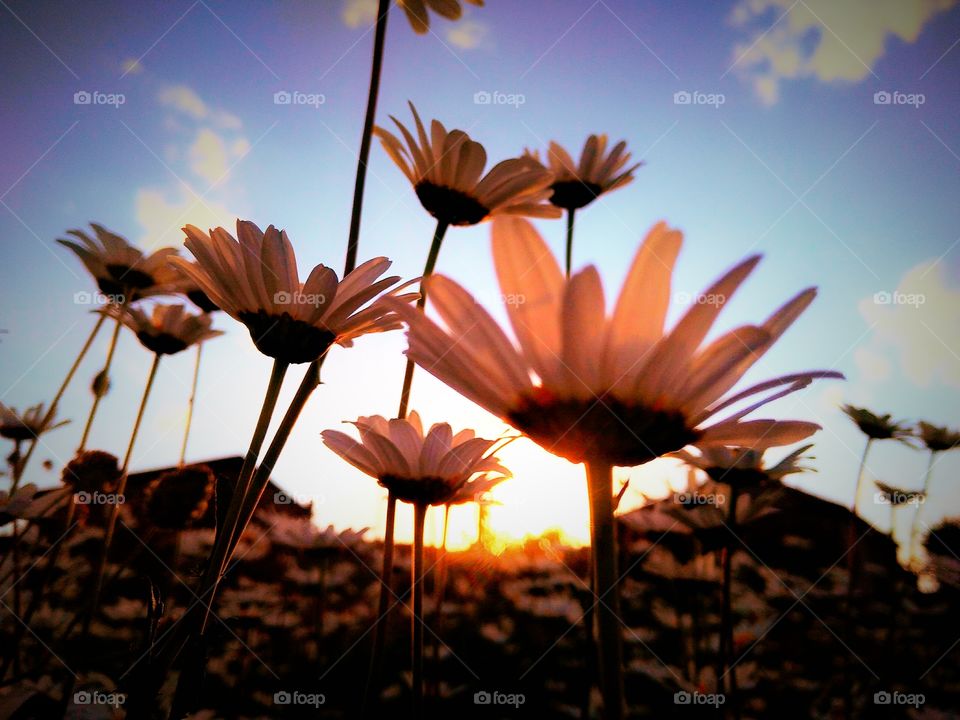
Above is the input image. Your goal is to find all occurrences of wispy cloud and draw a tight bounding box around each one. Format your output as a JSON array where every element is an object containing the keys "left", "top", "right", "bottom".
[
  {"left": 730, "top": 0, "right": 957, "bottom": 104},
  {"left": 858, "top": 259, "right": 960, "bottom": 389},
  {"left": 342, "top": 0, "right": 377, "bottom": 29}
]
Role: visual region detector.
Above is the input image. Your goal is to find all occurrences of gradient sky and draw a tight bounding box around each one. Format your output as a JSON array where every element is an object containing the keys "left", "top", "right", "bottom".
[{"left": 2, "top": 0, "right": 959, "bottom": 552}]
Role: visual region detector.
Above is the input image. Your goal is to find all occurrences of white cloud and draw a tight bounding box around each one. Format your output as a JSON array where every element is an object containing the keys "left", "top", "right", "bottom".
[
  {"left": 158, "top": 84, "right": 208, "bottom": 120},
  {"left": 189, "top": 129, "right": 230, "bottom": 185},
  {"left": 730, "top": 0, "right": 957, "bottom": 104},
  {"left": 858, "top": 260, "right": 960, "bottom": 389},
  {"left": 854, "top": 346, "right": 892, "bottom": 383},
  {"left": 447, "top": 20, "right": 488, "bottom": 50},
  {"left": 135, "top": 187, "right": 238, "bottom": 247},
  {"left": 342, "top": 0, "right": 377, "bottom": 28}
]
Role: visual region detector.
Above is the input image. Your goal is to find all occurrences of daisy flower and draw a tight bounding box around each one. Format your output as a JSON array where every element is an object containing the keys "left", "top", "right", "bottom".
[
  {"left": 321, "top": 411, "right": 509, "bottom": 506},
  {"left": 525, "top": 135, "right": 641, "bottom": 212},
  {"left": 375, "top": 102, "right": 560, "bottom": 227},
  {"left": 389, "top": 217, "right": 841, "bottom": 467},
  {"left": 100, "top": 303, "right": 222, "bottom": 356},
  {"left": 57, "top": 223, "right": 180, "bottom": 300},
  {"left": 673, "top": 444, "right": 814, "bottom": 489},
  {"left": 170, "top": 220, "right": 416, "bottom": 364},
  {"left": 0, "top": 402, "right": 69, "bottom": 442},
  {"left": 398, "top": 0, "right": 483, "bottom": 34},
  {"left": 915, "top": 421, "right": 960, "bottom": 453},
  {"left": 841, "top": 405, "right": 911, "bottom": 442}
]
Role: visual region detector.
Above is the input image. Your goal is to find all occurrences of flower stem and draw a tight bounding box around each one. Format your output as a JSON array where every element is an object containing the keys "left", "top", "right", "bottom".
[
  {"left": 586, "top": 461, "right": 624, "bottom": 720},
  {"left": 82, "top": 352, "right": 161, "bottom": 640},
  {"left": 78, "top": 307, "right": 125, "bottom": 452},
  {"left": 428, "top": 503, "right": 450, "bottom": 697},
  {"left": 179, "top": 342, "right": 204, "bottom": 466},
  {"left": 411, "top": 502, "right": 427, "bottom": 718},
  {"left": 565, "top": 208, "right": 576, "bottom": 278},
  {"left": 908, "top": 450, "right": 936, "bottom": 561},
  {"left": 15, "top": 313, "right": 106, "bottom": 486},
  {"left": 200, "top": 357, "right": 289, "bottom": 632},
  {"left": 720, "top": 485, "right": 741, "bottom": 716},
  {"left": 851, "top": 438, "right": 872, "bottom": 514},
  {"left": 397, "top": 220, "right": 449, "bottom": 419},
  {"left": 362, "top": 493, "right": 397, "bottom": 718},
  {"left": 343, "top": 0, "right": 391, "bottom": 276}
]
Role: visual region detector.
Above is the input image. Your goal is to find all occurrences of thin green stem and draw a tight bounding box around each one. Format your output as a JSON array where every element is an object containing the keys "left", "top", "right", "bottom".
[
  {"left": 851, "top": 438, "right": 873, "bottom": 514},
  {"left": 565, "top": 208, "right": 576, "bottom": 278},
  {"left": 78, "top": 308, "right": 125, "bottom": 452},
  {"left": 16, "top": 312, "right": 106, "bottom": 485},
  {"left": 199, "top": 358, "right": 289, "bottom": 632},
  {"left": 82, "top": 352, "right": 160, "bottom": 639},
  {"left": 586, "top": 462, "right": 624, "bottom": 720},
  {"left": 397, "top": 220, "right": 449, "bottom": 419},
  {"left": 428, "top": 503, "right": 450, "bottom": 698},
  {"left": 411, "top": 502, "right": 427, "bottom": 718},
  {"left": 343, "top": 0, "right": 391, "bottom": 277},
  {"left": 362, "top": 494, "right": 397, "bottom": 717},
  {"left": 908, "top": 450, "right": 937, "bottom": 560},
  {"left": 179, "top": 342, "right": 204, "bottom": 466}
]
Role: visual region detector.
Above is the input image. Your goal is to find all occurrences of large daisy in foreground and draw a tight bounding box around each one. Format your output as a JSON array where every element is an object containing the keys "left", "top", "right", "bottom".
[
  {"left": 375, "top": 102, "right": 560, "bottom": 227},
  {"left": 389, "top": 217, "right": 841, "bottom": 466},
  {"left": 171, "top": 221, "right": 417, "bottom": 364}
]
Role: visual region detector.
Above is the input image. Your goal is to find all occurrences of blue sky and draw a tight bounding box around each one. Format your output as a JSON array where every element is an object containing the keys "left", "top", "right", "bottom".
[{"left": 1, "top": 0, "right": 959, "bottom": 551}]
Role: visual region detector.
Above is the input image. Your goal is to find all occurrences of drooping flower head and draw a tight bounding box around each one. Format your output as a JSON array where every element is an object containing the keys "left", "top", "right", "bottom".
[
  {"left": 0, "top": 402, "right": 69, "bottom": 442},
  {"left": 389, "top": 218, "right": 842, "bottom": 467},
  {"left": 62, "top": 450, "right": 122, "bottom": 494},
  {"left": 173, "top": 261, "right": 220, "bottom": 313},
  {"left": 915, "top": 421, "right": 960, "bottom": 453},
  {"left": 841, "top": 405, "right": 911, "bottom": 441},
  {"left": 322, "top": 411, "right": 510, "bottom": 506},
  {"left": 398, "top": 0, "right": 483, "bottom": 34},
  {"left": 57, "top": 223, "right": 180, "bottom": 300},
  {"left": 100, "top": 303, "right": 222, "bottom": 356},
  {"left": 171, "top": 220, "right": 417, "bottom": 364},
  {"left": 375, "top": 102, "right": 560, "bottom": 226},
  {"left": 142, "top": 464, "right": 216, "bottom": 529},
  {"left": 525, "top": 135, "right": 641, "bottom": 211}
]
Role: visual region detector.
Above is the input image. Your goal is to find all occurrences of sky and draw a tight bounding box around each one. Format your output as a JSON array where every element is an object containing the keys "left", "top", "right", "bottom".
[{"left": 1, "top": 0, "right": 959, "bottom": 553}]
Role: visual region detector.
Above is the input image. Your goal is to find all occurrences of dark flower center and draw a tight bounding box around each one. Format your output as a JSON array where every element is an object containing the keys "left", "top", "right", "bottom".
[
  {"left": 0, "top": 424, "right": 36, "bottom": 442},
  {"left": 238, "top": 310, "right": 336, "bottom": 364},
  {"left": 187, "top": 289, "right": 219, "bottom": 314},
  {"left": 508, "top": 393, "right": 699, "bottom": 466},
  {"left": 415, "top": 183, "right": 490, "bottom": 226},
  {"left": 144, "top": 464, "right": 216, "bottom": 529},
  {"left": 137, "top": 331, "right": 189, "bottom": 356},
  {"left": 549, "top": 180, "right": 603, "bottom": 211},
  {"left": 704, "top": 467, "right": 771, "bottom": 489},
  {"left": 378, "top": 474, "right": 463, "bottom": 506},
  {"left": 101, "top": 264, "right": 158, "bottom": 299}
]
